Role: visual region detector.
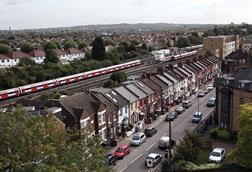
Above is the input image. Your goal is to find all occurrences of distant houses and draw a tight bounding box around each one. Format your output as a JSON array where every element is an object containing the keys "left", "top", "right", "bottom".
[{"left": 0, "top": 47, "right": 85, "bottom": 68}]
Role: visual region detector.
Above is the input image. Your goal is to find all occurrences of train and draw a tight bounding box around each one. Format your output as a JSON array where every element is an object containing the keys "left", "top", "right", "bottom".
[
  {"left": 0, "top": 60, "right": 141, "bottom": 101},
  {"left": 160, "top": 50, "right": 197, "bottom": 62}
]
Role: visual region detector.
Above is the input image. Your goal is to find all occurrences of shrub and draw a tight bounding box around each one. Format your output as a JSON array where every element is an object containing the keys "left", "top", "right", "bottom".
[
  {"left": 217, "top": 129, "right": 231, "bottom": 140},
  {"left": 210, "top": 128, "right": 231, "bottom": 140}
]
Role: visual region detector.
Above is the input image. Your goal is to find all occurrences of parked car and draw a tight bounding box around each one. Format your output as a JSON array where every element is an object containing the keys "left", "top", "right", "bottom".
[
  {"left": 207, "top": 85, "right": 214, "bottom": 91},
  {"left": 144, "top": 127, "right": 157, "bottom": 137},
  {"left": 145, "top": 153, "right": 162, "bottom": 168},
  {"left": 175, "top": 106, "right": 185, "bottom": 114},
  {"left": 165, "top": 111, "right": 177, "bottom": 121},
  {"left": 101, "top": 138, "right": 117, "bottom": 147},
  {"left": 192, "top": 112, "right": 202, "bottom": 123},
  {"left": 207, "top": 97, "right": 216, "bottom": 107},
  {"left": 198, "top": 91, "right": 205, "bottom": 97},
  {"left": 114, "top": 144, "right": 130, "bottom": 159},
  {"left": 182, "top": 100, "right": 192, "bottom": 109},
  {"left": 209, "top": 148, "right": 226, "bottom": 163},
  {"left": 105, "top": 153, "right": 117, "bottom": 166},
  {"left": 130, "top": 133, "right": 146, "bottom": 146},
  {"left": 158, "top": 136, "right": 176, "bottom": 149}
]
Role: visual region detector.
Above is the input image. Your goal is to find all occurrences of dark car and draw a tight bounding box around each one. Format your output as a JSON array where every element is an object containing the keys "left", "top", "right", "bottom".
[
  {"left": 175, "top": 106, "right": 185, "bottom": 114},
  {"left": 144, "top": 127, "right": 157, "bottom": 137},
  {"left": 182, "top": 100, "right": 192, "bottom": 109},
  {"left": 101, "top": 138, "right": 117, "bottom": 147},
  {"left": 165, "top": 111, "right": 177, "bottom": 121},
  {"left": 105, "top": 153, "right": 117, "bottom": 166}
]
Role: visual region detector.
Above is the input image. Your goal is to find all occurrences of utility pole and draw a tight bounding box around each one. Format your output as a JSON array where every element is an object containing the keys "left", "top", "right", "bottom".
[{"left": 168, "top": 119, "right": 172, "bottom": 164}]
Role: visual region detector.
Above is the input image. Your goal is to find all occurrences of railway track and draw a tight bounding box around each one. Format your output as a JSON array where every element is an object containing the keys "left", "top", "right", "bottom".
[{"left": 0, "top": 56, "right": 192, "bottom": 107}]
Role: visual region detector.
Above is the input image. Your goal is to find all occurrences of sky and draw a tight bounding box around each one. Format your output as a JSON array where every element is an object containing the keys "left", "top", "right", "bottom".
[{"left": 0, "top": 0, "right": 251, "bottom": 30}]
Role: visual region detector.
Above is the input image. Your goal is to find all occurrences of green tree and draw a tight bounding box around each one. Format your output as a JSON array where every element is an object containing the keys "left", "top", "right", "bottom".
[
  {"left": 173, "top": 131, "right": 201, "bottom": 162},
  {"left": 78, "top": 42, "right": 88, "bottom": 49},
  {"left": 20, "top": 42, "right": 34, "bottom": 53},
  {"left": 91, "top": 36, "right": 106, "bottom": 61},
  {"left": 0, "top": 43, "right": 11, "bottom": 55},
  {"left": 44, "top": 41, "right": 57, "bottom": 50},
  {"left": 110, "top": 72, "right": 127, "bottom": 83},
  {"left": 230, "top": 103, "right": 252, "bottom": 170},
  {"left": 0, "top": 106, "right": 110, "bottom": 172},
  {"left": 104, "top": 38, "right": 116, "bottom": 46},
  {"left": 176, "top": 37, "right": 192, "bottom": 48},
  {"left": 44, "top": 49, "right": 59, "bottom": 64},
  {"left": 18, "top": 57, "right": 36, "bottom": 66},
  {"left": 63, "top": 40, "right": 77, "bottom": 49},
  {"left": 141, "top": 43, "right": 148, "bottom": 50},
  {"left": 106, "top": 49, "right": 121, "bottom": 64},
  {"left": 0, "top": 71, "right": 16, "bottom": 89}
]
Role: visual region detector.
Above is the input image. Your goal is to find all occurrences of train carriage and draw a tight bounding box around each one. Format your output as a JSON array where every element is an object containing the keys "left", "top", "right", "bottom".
[
  {"left": 19, "top": 79, "right": 57, "bottom": 95},
  {"left": 0, "top": 88, "right": 20, "bottom": 101}
]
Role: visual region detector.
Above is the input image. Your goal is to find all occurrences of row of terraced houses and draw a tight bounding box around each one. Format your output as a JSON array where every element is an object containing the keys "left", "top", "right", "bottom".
[{"left": 28, "top": 54, "right": 220, "bottom": 140}]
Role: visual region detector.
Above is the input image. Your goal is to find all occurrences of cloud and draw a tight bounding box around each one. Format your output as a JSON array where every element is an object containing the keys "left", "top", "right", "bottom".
[{"left": 4, "top": 0, "right": 33, "bottom": 6}]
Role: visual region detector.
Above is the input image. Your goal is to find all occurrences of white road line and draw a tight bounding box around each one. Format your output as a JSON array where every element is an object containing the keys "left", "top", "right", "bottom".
[
  {"left": 147, "top": 143, "right": 156, "bottom": 152},
  {"left": 119, "top": 166, "right": 127, "bottom": 172},
  {"left": 130, "top": 153, "right": 143, "bottom": 164}
]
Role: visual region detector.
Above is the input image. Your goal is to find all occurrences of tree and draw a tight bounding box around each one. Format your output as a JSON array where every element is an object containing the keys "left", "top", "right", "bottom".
[
  {"left": 176, "top": 37, "right": 192, "bottom": 48},
  {"left": 0, "top": 43, "right": 11, "bottom": 55},
  {"left": 173, "top": 131, "right": 201, "bottom": 162},
  {"left": 44, "top": 49, "right": 59, "bottom": 64},
  {"left": 104, "top": 38, "right": 116, "bottom": 46},
  {"left": 230, "top": 103, "right": 252, "bottom": 170},
  {"left": 18, "top": 57, "right": 36, "bottom": 66},
  {"left": 78, "top": 42, "right": 88, "bottom": 49},
  {"left": 0, "top": 106, "right": 110, "bottom": 172},
  {"left": 91, "top": 36, "right": 106, "bottom": 61},
  {"left": 106, "top": 49, "right": 121, "bottom": 64},
  {"left": 110, "top": 72, "right": 127, "bottom": 83},
  {"left": 20, "top": 42, "right": 34, "bottom": 53},
  {"left": 141, "top": 43, "right": 148, "bottom": 50},
  {"left": 44, "top": 42, "right": 57, "bottom": 50},
  {"left": 63, "top": 40, "right": 77, "bottom": 49}
]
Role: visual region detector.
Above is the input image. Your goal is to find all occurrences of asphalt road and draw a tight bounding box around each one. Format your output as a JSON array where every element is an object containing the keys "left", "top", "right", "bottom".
[{"left": 114, "top": 89, "right": 216, "bottom": 172}]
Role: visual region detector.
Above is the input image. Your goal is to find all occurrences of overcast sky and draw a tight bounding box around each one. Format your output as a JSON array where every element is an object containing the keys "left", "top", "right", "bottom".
[{"left": 0, "top": 0, "right": 251, "bottom": 30}]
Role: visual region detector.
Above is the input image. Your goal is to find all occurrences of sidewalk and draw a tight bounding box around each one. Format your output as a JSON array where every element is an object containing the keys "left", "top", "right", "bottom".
[{"left": 110, "top": 94, "right": 198, "bottom": 153}]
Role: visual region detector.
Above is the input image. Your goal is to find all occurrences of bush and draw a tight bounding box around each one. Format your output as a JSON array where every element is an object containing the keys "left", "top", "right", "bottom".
[
  {"left": 210, "top": 128, "right": 231, "bottom": 140},
  {"left": 217, "top": 130, "right": 231, "bottom": 140}
]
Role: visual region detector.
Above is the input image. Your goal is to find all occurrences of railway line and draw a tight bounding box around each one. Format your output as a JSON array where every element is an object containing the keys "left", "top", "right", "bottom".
[{"left": 0, "top": 54, "right": 194, "bottom": 107}]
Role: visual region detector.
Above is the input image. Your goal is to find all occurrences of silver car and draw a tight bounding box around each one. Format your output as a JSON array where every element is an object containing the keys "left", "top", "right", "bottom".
[{"left": 130, "top": 133, "right": 146, "bottom": 146}]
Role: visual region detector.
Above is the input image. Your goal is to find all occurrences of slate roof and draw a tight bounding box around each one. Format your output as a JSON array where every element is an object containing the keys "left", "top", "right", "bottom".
[
  {"left": 0, "top": 53, "right": 10, "bottom": 60},
  {"left": 216, "top": 69, "right": 252, "bottom": 91},
  {"left": 60, "top": 92, "right": 102, "bottom": 120},
  {"left": 114, "top": 86, "right": 138, "bottom": 103},
  {"left": 133, "top": 81, "right": 154, "bottom": 96},
  {"left": 65, "top": 48, "right": 84, "bottom": 54},
  {"left": 125, "top": 84, "right": 147, "bottom": 99},
  {"left": 142, "top": 78, "right": 162, "bottom": 92},
  {"left": 150, "top": 75, "right": 168, "bottom": 90}
]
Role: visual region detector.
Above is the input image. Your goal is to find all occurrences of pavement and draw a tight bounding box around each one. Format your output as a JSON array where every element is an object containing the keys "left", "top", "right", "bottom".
[{"left": 110, "top": 89, "right": 216, "bottom": 172}]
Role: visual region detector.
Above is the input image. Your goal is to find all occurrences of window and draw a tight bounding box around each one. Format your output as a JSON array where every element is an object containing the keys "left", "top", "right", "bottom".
[
  {"left": 240, "top": 97, "right": 245, "bottom": 104},
  {"left": 125, "top": 106, "right": 127, "bottom": 113},
  {"left": 1, "top": 60, "right": 4, "bottom": 63},
  {"left": 120, "top": 109, "right": 123, "bottom": 116},
  {"left": 135, "top": 102, "right": 137, "bottom": 108}
]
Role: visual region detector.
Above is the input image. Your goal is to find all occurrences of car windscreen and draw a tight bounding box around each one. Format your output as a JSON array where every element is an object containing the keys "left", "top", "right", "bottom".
[
  {"left": 116, "top": 148, "right": 124, "bottom": 153},
  {"left": 193, "top": 114, "right": 201, "bottom": 118},
  {"left": 132, "top": 135, "right": 141, "bottom": 140},
  {"left": 210, "top": 152, "right": 221, "bottom": 157}
]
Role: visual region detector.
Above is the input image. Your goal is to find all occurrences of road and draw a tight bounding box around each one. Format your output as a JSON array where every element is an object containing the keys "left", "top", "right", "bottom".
[{"left": 113, "top": 89, "right": 216, "bottom": 172}]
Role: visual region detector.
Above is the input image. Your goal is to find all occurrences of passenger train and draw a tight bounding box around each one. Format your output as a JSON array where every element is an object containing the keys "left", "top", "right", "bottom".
[{"left": 0, "top": 60, "right": 141, "bottom": 101}]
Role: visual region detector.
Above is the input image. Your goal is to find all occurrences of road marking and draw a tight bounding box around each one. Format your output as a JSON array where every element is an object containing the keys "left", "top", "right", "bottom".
[
  {"left": 147, "top": 143, "right": 156, "bottom": 152},
  {"left": 130, "top": 153, "right": 143, "bottom": 164},
  {"left": 119, "top": 166, "right": 127, "bottom": 172}
]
